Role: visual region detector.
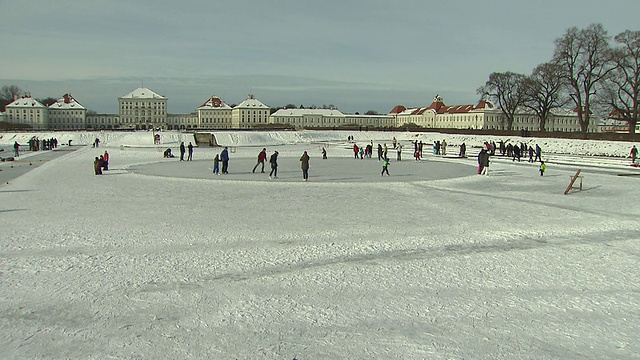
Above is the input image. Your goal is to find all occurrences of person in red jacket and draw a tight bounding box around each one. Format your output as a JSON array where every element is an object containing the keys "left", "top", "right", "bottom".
[
  {"left": 103, "top": 150, "right": 110, "bottom": 171},
  {"left": 253, "top": 148, "right": 267, "bottom": 173}
]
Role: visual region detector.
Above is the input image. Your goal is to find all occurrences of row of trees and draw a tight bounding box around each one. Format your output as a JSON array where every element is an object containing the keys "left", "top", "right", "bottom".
[{"left": 478, "top": 24, "right": 640, "bottom": 134}]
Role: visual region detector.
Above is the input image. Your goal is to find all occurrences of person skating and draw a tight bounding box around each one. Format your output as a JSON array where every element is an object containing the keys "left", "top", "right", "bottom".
[
  {"left": 94, "top": 156, "right": 103, "bottom": 175},
  {"left": 322, "top": 147, "right": 327, "bottom": 159},
  {"left": 269, "top": 151, "right": 279, "bottom": 179},
  {"left": 539, "top": 161, "right": 546, "bottom": 176},
  {"left": 13, "top": 141, "right": 20, "bottom": 157},
  {"left": 481, "top": 149, "right": 490, "bottom": 175},
  {"left": 513, "top": 145, "right": 521, "bottom": 162},
  {"left": 213, "top": 154, "right": 220, "bottom": 175},
  {"left": 220, "top": 147, "right": 230, "bottom": 174},
  {"left": 381, "top": 157, "right": 390, "bottom": 176},
  {"left": 478, "top": 148, "right": 490, "bottom": 175},
  {"left": 179, "top": 142, "right": 186, "bottom": 161},
  {"left": 534, "top": 144, "right": 542, "bottom": 162},
  {"left": 187, "top": 142, "right": 194, "bottom": 161},
  {"left": 396, "top": 143, "right": 402, "bottom": 161},
  {"left": 630, "top": 145, "right": 637, "bottom": 164},
  {"left": 253, "top": 148, "right": 267, "bottom": 173},
  {"left": 300, "top": 150, "right": 310, "bottom": 181},
  {"left": 103, "top": 150, "right": 110, "bottom": 171}
]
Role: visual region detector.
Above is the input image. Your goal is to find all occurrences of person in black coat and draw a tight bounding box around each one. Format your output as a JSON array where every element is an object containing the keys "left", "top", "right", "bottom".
[
  {"left": 269, "top": 151, "right": 279, "bottom": 179},
  {"left": 179, "top": 142, "right": 186, "bottom": 161},
  {"left": 187, "top": 142, "right": 194, "bottom": 161}
]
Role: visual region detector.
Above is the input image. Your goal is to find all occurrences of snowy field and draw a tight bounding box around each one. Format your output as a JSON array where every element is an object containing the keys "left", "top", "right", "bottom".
[{"left": 1, "top": 130, "right": 639, "bottom": 359}]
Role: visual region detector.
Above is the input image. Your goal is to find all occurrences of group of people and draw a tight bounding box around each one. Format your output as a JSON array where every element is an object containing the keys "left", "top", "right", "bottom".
[
  {"left": 249, "top": 148, "right": 281, "bottom": 179},
  {"left": 153, "top": 137, "right": 640, "bottom": 180},
  {"left": 93, "top": 150, "right": 110, "bottom": 175},
  {"left": 432, "top": 140, "right": 447, "bottom": 156},
  {"left": 248, "top": 148, "right": 311, "bottom": 180},
  {"left": 478, "top": 141, "right": 546, "bottom": 176},
  {"left": 179, "top": 142, "right": 195, "bottom": 161},
  {"left": 212, "top": 147, "right": 230, "bottom": 175},
  {"left": 27, "top": 137, "right": 58, "bottom": 151},
  {"left": 11, "top": 138, "right": 61, "bottom": 157}
]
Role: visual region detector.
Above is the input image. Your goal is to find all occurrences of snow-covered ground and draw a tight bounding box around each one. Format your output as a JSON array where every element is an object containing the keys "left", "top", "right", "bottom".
[{"left": 1, "top": 130, "right": 639, "bottom": 359}]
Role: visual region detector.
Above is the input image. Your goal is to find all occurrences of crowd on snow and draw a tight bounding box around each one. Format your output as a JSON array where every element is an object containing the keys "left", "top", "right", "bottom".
[
  {"left": 8, "top": 137, "right": 60, "bottom": 158},
  {"left": 85, "top": 135, "right": 640, "bottom": 180}
]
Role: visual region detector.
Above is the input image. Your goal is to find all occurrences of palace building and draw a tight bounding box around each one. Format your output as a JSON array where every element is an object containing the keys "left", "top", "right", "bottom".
[
  {"left": 117, "top": 87, "right": 167, "bottom": 130},
  {"left": 232, "top": 94, "right": 270, "bottom": 129},
  {"left": 4, "top": 96, "right": 49, "bottom": 130},
  {"left": 2, "top": 88, "right": 599, "bottom": 133},
  {"left": 48, "top": 94, "right": 87, "bottom": 130},
  {"left": 391, "top": 95, "right": 598, "bottom": 132},
  {"left": 196, "top": 96, "right": 233, "bottom": 129}
]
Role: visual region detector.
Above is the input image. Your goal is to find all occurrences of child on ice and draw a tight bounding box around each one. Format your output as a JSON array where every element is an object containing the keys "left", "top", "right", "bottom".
[
  {"left": 381, "top": 157, "right": 390, "bottom": 176},
  {"left": 213, "top": 154, "right": 220, "bottom": 175},
  {"left": 539, "top": 161, "right": 546, "bottom": 176}
]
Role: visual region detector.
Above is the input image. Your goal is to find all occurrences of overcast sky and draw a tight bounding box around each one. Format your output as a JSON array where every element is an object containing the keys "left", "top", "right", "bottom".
[{"left": 1, "top": 0, "right": 639, "bottom": 114}]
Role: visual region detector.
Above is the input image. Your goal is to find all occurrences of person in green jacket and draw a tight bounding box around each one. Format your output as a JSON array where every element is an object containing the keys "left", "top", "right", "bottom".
[
  {"left": 381, "top": 157, "right": 390, "bottom": 176},
  {"left": 539, "top": 161, "right": 546, "bottom": 176}
]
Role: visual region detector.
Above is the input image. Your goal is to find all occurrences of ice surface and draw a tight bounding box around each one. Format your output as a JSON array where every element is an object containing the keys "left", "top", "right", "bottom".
[{"left": 1, "top": 130, "right": 639, "bottom": 359}]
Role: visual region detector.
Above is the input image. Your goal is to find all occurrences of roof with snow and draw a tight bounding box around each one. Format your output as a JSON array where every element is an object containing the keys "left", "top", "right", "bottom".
[
  {"left": 234, "top": 94, "right": 269, "bottom": 109},
  {"left": 49, "top": 94, "right": 86, "bottom": 110},
  {"left": 271, "top": 108, "right": 345, "bottom": 117},
  {"left": 389, "top": 95, "right": 494, "bottom": 115},
  {"left": 6, "top": 96, "right": 46, "bottom": 108},
  {"left": 198, "top": 96, "right": 232, "bottom": 110},
  {"left": 119, "top": 87, "right": 166, "bottom": 100}
]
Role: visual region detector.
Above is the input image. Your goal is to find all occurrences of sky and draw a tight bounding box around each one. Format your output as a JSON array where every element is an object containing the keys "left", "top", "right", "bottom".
[
  {"left": 1, "top": 0, "right": 640, "bottom": 114},
  {"left": 1, "top": 130, "right": 639, "bottom": 358}
]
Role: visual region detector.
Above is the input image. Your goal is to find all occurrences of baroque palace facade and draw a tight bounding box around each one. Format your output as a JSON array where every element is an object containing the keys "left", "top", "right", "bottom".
[{"left": 2, "top": 88, "right": 598, "bottom": 132}]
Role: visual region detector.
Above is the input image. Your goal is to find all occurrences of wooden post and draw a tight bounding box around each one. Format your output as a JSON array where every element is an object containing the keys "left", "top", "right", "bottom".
[{"left": 564, "top": 169, "right": 583, "bottom": 195}]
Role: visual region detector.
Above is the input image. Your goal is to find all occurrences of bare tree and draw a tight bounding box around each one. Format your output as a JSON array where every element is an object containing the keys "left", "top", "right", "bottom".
[
  {"left": 600, "top": 30, "right": 640, "bottom": 134},
  {"left": 477, "top": 72, "right": 528, "bottom": 130},
  {"left": 553, "top": 24, "right": 615, "bottom": 133},
  {"left": 38, "top": 97, "right": 58, "bottom": 107},
  {"left": 0, "top": 85, "right": 24, "bottom": 110},
  {"left": 522, "top": 62, "right": 570, "bottom": 131}
]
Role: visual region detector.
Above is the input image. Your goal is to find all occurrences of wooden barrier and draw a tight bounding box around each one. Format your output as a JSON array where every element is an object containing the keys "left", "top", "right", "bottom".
[{"left": 564, "top": 169, "right": 583, "bottom": 195}]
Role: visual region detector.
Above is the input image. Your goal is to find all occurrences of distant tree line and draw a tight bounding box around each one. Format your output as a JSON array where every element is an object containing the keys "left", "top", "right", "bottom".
[{"left": 478, "top": 24, "right": 640, "bottom": 134}]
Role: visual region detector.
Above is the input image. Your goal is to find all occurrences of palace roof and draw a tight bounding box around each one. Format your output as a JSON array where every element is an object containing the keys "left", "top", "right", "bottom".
[
  {"left": 49, "top": 94, "right": 86, "bottom": 110},
  {"left": 271, "top": 108, "right": 345, "bottom": 117},
  {"left": 390, "top": 95, "right": 495, "bottom": 116},
  {"left": 235, "top": 94, "right": 269, "bottom": 109},
  {"left": 198, "top": 96, "right": 232, "bottom": 110},
  {"left": 6, "top": 96, "right": 46, "bottom": 108},
  {"left": 119, "top": 87, "right": 166, "bottom": 100}
]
